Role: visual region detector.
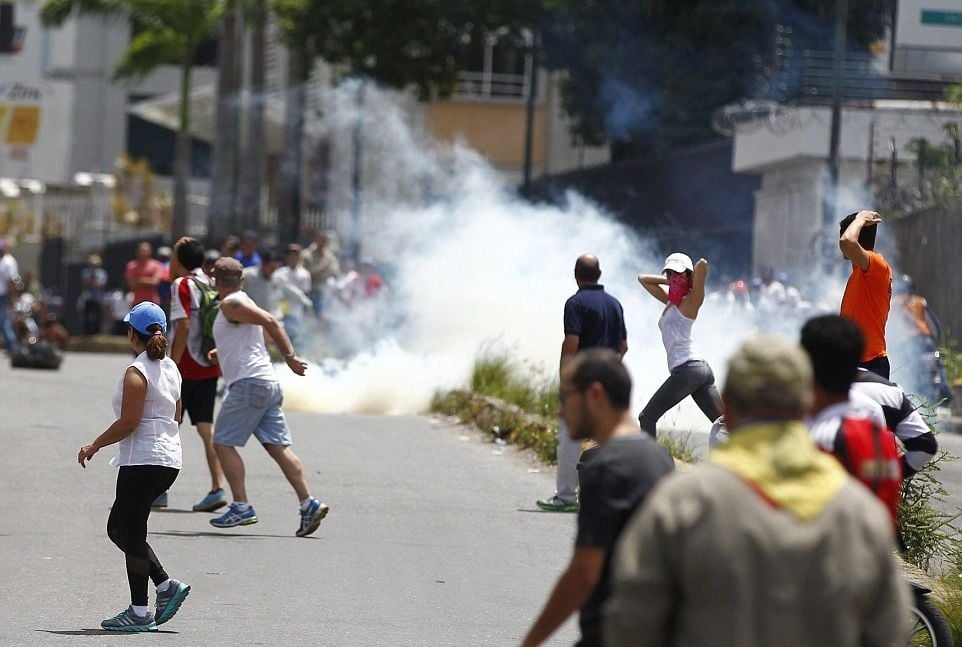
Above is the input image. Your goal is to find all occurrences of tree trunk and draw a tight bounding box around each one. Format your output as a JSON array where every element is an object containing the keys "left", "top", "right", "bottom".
[
  {"left": 207, "top": 0, "right": 241, "bottom": 245},
  {"left": 172, "top": 54, "right": 192, "bottom": 239},
  {"left": 238, "top": 0, "right": 266, "bottom": 234},
  {"left": 278, "top": 45, "right": 307, "bottom": 245}
]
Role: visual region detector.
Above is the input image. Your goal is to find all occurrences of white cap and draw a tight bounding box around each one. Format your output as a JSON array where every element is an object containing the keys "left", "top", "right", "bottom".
[{"left": 663, "top": 252, "right": 693, "bottom": 274}]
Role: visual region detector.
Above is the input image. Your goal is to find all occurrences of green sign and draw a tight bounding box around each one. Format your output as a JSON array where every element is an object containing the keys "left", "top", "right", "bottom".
[{"left": 921, "top": 10, "right": 962, "bottom": 27}]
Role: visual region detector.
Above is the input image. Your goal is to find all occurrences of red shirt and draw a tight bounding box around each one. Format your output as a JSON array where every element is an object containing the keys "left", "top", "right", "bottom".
[
  {"left": 840, "top": 251, "right": 892, "bottom": 362},
  {"left": 125, "top": 259, "right": 163, "bottom": 305},
  {"left": 170, "top": 273, "right": 220, "bottom": 380}
]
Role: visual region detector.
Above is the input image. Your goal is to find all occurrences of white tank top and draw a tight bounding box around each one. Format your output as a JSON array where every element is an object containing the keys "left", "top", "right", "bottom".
[
  {"left": 110, "top": 353, "right": 182, "bottom": 468},
  {"left": 212, "top": 291, "right": 276, "bottom": 386},
  {"left": 659, "top": 305, "right": 699, "bottom": 370}
]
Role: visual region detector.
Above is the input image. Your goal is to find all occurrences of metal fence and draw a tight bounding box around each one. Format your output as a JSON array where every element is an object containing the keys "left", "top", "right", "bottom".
[{"left": 889, "top": 206, "right": 962, "bottom": 341}]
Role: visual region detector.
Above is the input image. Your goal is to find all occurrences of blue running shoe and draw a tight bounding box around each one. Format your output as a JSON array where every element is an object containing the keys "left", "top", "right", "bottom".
[
  {"left": 296, "top": 498, "right": 329, "bottom": 537},
  {"left": 192, "top": 488, "right": 227, "bottom": 512},
  {"left": 151, "top": 492, "right": 168, "bottom": 508},
  {"left": 101, "top": 606, "right": 157, "bottom": 632},
  {"left": 155, "top": 579, "right": 190, "bottom": 625},
  {"left": 210, "top": 503, "right": 258, "bottom": 528}
]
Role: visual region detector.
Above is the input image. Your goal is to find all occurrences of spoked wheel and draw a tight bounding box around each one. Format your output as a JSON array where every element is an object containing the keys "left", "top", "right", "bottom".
[{"left": 910, "top": 597, "right": 953, "bottom": 647}]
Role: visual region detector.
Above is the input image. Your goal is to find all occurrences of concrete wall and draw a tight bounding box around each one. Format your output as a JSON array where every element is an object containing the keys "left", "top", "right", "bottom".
[{"left": 425, "top": 101, "right": 548, "bottom": 169}]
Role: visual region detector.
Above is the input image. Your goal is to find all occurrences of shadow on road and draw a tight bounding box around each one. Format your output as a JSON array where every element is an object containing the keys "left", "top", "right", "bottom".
[
  {"left": 152, "top": 530, "right": 318, "bottom": 540},
  {"left": 37, "top": 629, "right": 178, "bottom": 636}
]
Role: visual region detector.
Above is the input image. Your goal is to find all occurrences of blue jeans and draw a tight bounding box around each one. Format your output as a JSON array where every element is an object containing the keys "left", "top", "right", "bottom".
[
  {"left": 639, "top": 359, "right": 723, "bottom": 438},
  {"left": 214, "top": 378, "right": 291, "bottom": 447},
  {"left": 0, "top": 293, "right": 15, "bottom": 350}
]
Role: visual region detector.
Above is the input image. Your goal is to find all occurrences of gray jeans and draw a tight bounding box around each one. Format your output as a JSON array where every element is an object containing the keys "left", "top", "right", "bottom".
[
  {"left": 639, "top": 359, "right": 723, "bottom": 438},
  {"left": 554, "top": 419, "right": 581, "bottom": 504}
]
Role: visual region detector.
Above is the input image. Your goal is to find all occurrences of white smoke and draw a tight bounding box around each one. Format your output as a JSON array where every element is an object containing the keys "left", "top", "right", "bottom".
[
  {"left": 283, "top": 82, "right": 942, "bottom": 431},
  {"left": 280, "top": 81, "right": 761, "bottom": 427}
]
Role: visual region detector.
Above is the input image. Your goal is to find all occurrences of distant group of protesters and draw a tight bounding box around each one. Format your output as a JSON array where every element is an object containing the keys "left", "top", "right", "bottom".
[{"left": 74, "top": 228, "right": 386, "bottom": 348}]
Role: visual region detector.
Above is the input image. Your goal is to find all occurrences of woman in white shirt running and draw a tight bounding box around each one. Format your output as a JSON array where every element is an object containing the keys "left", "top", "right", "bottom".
[
  {"left": 636, "top": 253, "right": 723, "bottom": 439},
  {"left": 77, "top": 302, "right": 190, "bottom": 632}
]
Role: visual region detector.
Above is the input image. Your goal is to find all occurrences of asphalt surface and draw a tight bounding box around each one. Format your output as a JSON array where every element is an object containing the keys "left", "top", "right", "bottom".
[{"left": 0, "top": 353, "right": 579, "bottom": 646}]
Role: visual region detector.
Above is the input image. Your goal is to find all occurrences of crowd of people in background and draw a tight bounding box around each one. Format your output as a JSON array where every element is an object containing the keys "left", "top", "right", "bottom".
[{"left": 0, "top": 227, "right": 386, "bottom": 349}]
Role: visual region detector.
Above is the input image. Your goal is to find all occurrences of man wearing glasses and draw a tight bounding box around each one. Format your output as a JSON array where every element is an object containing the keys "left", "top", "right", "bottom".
[{"left": 522, "top": 349, "right": 673, "bottom": 647}]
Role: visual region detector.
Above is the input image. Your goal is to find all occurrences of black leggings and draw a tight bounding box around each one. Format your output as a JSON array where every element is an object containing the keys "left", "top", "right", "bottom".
[{"left": 107, "top": 465, "right": 179, "bottom": 606}]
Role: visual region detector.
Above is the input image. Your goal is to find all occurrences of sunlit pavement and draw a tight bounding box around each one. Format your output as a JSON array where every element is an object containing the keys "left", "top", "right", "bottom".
[{"left": 0, "top": 352, "right": 578, "bottom": 646}]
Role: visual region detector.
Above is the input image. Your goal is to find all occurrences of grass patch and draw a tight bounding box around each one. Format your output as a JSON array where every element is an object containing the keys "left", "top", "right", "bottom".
[
  {"left": 658, "top": 433, "right": 699, "bottom": 465},
  {"left": 897, "top": 402, "right": 962, "bottom": 640},
  {"left": 469, "top": 350, "right": 558, "bottom": 418},
  {"left": 434, "top": 348, "right": 708, "bottom": 467},
  {"left": 900, "top": 451, "right": 962, "bottom": 573},
  {"left": 941, "top": 336, "right": 962, "bottom": 384}
]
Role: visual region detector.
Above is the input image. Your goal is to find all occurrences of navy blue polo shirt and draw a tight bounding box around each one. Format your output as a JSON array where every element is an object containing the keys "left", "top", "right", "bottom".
[{"left": 563, "top": 284, "right": 627, "bottom": 352}]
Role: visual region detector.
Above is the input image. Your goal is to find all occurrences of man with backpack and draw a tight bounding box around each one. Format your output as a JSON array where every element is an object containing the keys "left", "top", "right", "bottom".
[
  {"left": 801, "top": 314, "right": 902, "bottom": 524},
  {"left": 164, "top": 236, "right": 227, "bottom": 513}
]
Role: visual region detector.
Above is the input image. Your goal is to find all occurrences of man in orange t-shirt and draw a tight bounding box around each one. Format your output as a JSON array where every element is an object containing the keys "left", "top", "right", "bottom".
[{"left": 839, "top": 210, "right": 893, "bottom": 378}]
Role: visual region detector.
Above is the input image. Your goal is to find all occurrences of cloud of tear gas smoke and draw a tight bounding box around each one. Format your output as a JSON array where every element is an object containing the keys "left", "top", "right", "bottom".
[
  {"left": 279, "top": 81, "right": 759, "bottom": 431},
  {"left": 281, "top": 81, "right": 944, "bottom": 429}
]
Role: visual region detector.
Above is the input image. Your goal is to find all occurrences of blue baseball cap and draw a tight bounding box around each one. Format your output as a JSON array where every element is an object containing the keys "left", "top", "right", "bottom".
[{"left": 124, "top": 302, "right": 168, "bottom": 335}]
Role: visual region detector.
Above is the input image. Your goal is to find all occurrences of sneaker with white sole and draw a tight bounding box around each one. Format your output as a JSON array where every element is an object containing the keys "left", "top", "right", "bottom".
[
  {"left": 192, "top": 488, "right": 228, "bottom": 512},
  {"left": 101, "top": 606, "right": 157, "bottom": 632},
  {"left": 210, "top": 503, "right": 258, "bottom": 528},
  {"left": 296, "top": 498, "right": 329, "bottom": 537},
  {"left": 155, "top": 579, "right": 190, "bottom": 625}
]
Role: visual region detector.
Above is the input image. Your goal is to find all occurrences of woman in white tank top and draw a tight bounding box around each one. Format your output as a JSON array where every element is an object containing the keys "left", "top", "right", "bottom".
[
  {"left": 76, "top": 302, "right": 190, "bottom": 632},
  {"left": 636, "top": 253, "right": 723, "bottom": 439}
]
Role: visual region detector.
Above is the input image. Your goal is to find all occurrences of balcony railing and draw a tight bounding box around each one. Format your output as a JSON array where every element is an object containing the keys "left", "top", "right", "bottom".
[{"left": 456, "top": 71, "right": 529, "bottom": 101}]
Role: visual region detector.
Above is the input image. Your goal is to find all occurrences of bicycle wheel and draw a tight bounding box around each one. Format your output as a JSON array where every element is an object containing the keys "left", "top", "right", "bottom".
[{"left": 910, "top": 596, "right": 954, "bottom": 647}]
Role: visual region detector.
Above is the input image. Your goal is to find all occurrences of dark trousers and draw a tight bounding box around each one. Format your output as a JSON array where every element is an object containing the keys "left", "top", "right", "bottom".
[
  {"left": 860, "top": 355, "right": 890, "bottom": 380},
  {"left": 106, "top": 465, "right": 179, "bottom": 606},
  {"left": 639, "top": 359, "right": 723, "bottom": 438},
  {"left": 82, "top": 299, "right": 102, "bottom": 335}
]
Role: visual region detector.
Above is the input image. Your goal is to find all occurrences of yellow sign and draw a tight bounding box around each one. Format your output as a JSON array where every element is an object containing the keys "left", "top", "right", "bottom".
[{"left": 6, "top": 105, "right": 40, "bottom": 146}]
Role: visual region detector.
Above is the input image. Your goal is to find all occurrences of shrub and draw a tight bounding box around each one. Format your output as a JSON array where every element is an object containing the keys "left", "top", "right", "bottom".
[{"left": 469, "top": 350, "right": 558, "bottom": 418}]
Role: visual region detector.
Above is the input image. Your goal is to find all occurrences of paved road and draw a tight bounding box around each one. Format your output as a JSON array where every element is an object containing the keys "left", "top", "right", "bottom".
[{"left": 0, "top": 353, "right": 579, "bottom": 646}]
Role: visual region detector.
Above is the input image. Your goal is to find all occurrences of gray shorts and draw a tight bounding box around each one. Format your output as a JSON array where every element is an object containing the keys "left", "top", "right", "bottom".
[{"left": 214, "top": 378, "right": 292, "bottom": 447}]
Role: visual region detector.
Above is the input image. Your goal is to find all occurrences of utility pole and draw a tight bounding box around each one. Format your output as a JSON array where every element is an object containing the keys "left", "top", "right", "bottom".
[
  {"left": 349, "top": 80, "right": 366, "bottom": 261},
  {"left": 825, "top": 0, "right": 848, "bottom": 226},
  {"left": 521, "top": 31, "right": 539, "bottom": 197}
]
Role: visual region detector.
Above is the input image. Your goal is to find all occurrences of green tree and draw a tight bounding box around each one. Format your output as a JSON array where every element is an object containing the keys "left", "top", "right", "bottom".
[{"left": 42, "top": 0, "right": 222, "bottom": 238}]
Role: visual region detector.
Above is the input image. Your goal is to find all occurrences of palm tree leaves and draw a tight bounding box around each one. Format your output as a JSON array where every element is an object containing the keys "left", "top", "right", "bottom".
[{"left": 113, "top": 28, "right": 185, "bottom": 80}]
